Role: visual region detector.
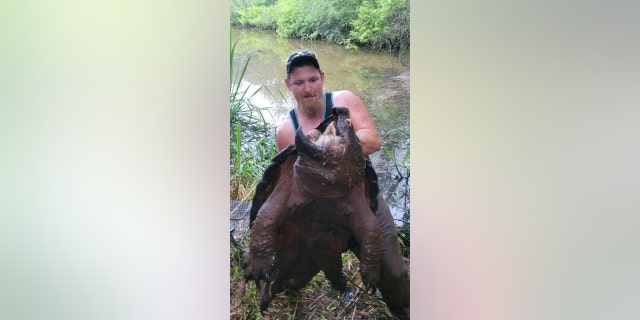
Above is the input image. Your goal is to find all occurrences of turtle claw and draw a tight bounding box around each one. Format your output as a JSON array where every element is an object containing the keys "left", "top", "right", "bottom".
[
  {"left": 242, "top": 250, "right": 276, "bottom": 284},
  {"left": 365, "top": 283, "right": 377, "bottom": 295},
  {"left": 359, "top": 262, "right": 380, "bottom": 293}
]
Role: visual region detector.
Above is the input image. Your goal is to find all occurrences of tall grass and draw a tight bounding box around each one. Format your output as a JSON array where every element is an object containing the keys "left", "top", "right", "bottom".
[
  {"left": 230, "top": 33, "right": 280, "bottom": 200},
  {"left": 381, "top": 128, "right": 410, "bottom": 179}
]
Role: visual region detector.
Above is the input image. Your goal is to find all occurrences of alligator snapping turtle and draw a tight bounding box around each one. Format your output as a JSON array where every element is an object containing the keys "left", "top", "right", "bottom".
[{"left": 242, "top": 106, "right": 382, "bottom": 312}]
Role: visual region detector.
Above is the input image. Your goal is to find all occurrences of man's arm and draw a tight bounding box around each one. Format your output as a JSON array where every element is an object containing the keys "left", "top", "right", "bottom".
[{"left": 276, "top": 120, "right": 295, "bottom": 152}]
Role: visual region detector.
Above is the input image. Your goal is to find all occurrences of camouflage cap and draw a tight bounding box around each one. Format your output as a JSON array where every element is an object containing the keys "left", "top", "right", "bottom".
[{"left": 286, "top": 50, "right": 320, "bottom": 74}]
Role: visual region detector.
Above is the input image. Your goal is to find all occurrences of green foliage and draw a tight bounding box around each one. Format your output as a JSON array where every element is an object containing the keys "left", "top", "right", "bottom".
[
  {"left": 383, "top": 146, "right": 410, "bottom": 178},
  {"left": 381, "top": 128, "right": 410, "bottom": 179},
  {"left": 349, "top": 0, "right": 410, "bottom": 52},
  {"left": 275, "top": 0, "right": 360, "bottom": 43},
  {"left": 230, "top": 34, "right": 278, "bottom": 200},
  {"left": 236, "top": 4, "right": 279, "bottom": 29},
  {"left": 231, "top": 0, "right": 410, "bottom": 53},
  {"left": 231, "top": 0, "right": 280, "bottom": 28}
]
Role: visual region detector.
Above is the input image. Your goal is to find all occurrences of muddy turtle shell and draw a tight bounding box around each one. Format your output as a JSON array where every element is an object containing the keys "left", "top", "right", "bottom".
[{"left": 249, "top": 114, "right": 379, "bottom": 227}]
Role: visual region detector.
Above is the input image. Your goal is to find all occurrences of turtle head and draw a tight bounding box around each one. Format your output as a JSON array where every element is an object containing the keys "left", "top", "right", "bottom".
[
  {"left": 295, "top": 106, "right": 360, "bottom": 158},
  {"left": 294, "top": 107, "right": 365, "bottom": 197}
]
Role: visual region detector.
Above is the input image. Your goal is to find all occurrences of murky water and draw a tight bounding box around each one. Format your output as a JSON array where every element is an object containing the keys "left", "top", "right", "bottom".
[{"left": 232, "top": 27, "right": 410, "bottom": 226}]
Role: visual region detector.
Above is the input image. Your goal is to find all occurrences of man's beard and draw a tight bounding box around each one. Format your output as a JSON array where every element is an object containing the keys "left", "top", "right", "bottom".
[{"left": 297, "top": 95, "right": 324, "bottom": 117}]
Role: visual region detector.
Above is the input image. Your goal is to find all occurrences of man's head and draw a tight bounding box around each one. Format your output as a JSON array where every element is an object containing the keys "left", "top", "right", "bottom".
[
  {"left": 285, "top": 50, "right": 325, "bottom": 115},
  {"left": 286, "top": 50, "right": 321, "bottom": 76}
]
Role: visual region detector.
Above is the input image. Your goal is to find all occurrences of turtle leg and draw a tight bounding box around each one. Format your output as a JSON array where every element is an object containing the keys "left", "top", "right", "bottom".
[
  {"left": 259, "top": 278, "right": 273, "bottom": 313},
  {"left": 319, "top": 246, "right": 348, "bottom": 293},
  {"left": 372, "top": 194, "right": 410, "bottom": 319},
  {"left": 322, "top": 254, "right": 357, "bottom": 307},
  {"left": 323, "top": 262, "right": 348, "bottom": 292},
  {"left": 244, "top": 196, "right": 296, "bottom": 284},
  {"left": 345, "top": 197, "right": 381, "bottom": 291}
]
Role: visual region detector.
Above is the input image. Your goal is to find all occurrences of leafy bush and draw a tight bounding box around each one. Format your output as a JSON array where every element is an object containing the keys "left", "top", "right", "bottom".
[
  {"left": 275, "top": 0, "right": 359, "bottom": 43},
  {"left": 231, "top": 0, "right": 409, "bottom": 52},
  {"left": 231, "top": 0, "right": 279, "bottom": 26},
  {"left": 236, "top": 4, "right": 279, "bottom": 29},
  {"left": 349, "top": 0, "right": 410, "bottom": 52}
]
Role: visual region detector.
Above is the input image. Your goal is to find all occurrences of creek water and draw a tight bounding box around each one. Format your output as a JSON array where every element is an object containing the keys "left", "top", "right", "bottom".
[{"left": 232, "top": 27, "right": 410, "bottom": 226}]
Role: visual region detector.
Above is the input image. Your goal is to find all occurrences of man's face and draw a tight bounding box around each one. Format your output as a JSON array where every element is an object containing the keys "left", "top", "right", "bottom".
[{"left": 285, "top": 65, "right": 325, "bottom": 114}]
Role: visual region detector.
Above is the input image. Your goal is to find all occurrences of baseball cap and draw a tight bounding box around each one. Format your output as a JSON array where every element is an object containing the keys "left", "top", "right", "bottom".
[{"left": 285, "top": 50, "right": 320, "bottom": 74}]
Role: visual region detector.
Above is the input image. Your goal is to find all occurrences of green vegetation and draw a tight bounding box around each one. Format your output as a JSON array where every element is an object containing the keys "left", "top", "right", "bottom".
[
  {"left": 230, "top": 36, "right": 279, "bottom": 200},
  {"left": 231, "top": 0, "right": 410, "bottom": 53},
  {"left": 381, "top": 128, "right": 410, "bottom": 179},
  {"left": 348, "top": 0, "right": 410, "bottom": 52}
]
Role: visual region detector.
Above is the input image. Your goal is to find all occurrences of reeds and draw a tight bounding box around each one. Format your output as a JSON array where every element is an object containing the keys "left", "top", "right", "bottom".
[
  {"left": 230, "top": 35, "right": 278, "bottom": 200},
  {"left": 382, "top": 128, "right": 410, "bottom": 180}
]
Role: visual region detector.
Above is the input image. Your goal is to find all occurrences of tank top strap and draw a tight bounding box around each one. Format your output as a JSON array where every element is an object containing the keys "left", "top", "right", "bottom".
[
  {"left": 289, "top": 108, "right": 300, "bottom": 132},
  {"left": 289, "top": 91, "right": 333, "bottom": 132},
  {"left": 323, "top": 92, "right": 333, "bottom": 120}
]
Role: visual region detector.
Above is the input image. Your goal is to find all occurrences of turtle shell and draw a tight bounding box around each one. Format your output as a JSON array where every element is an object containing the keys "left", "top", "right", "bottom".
[
  {"left": 243, "top": 106, "right": 383, "bottom": 313},
  {"left": 248, "top": 118, "right": 379, "bottom": 227}
]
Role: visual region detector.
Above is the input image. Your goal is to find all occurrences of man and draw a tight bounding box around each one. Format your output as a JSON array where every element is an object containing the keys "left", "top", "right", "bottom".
[{"left": 276, "top": 50, "right": 410, "bottom": 319}]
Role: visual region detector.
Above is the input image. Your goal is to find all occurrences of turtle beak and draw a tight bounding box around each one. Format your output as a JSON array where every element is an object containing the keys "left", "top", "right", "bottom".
[{"left": 295, "top": 127, "right": 322, "bottom": 157}]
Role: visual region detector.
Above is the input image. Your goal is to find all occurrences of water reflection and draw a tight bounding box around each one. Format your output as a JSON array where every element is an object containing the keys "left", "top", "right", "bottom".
[{"left": 232, "top": 27, "right": 410, "bottom": 226}]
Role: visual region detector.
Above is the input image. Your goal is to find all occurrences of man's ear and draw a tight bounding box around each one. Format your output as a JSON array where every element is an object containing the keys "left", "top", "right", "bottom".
[{"left": 284, "top": 78, "right": 291, "bottom": 90}]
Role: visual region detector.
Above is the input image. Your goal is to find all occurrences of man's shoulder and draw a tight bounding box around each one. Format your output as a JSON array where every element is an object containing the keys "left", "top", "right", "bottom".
[
  {"left": 332, "top": 90, "right": 364, "bottom": 109},
  {"left": 276, "top": 117, "right": 293, "bottom": 134},
  {"left": 276, "top": 118, "right": 295, "bottom": 151},
  {"left": 332, "top": 90, "right": 357, "bottom": 98}
]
